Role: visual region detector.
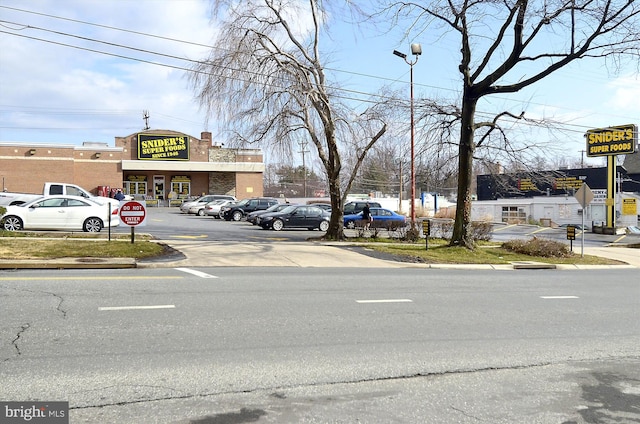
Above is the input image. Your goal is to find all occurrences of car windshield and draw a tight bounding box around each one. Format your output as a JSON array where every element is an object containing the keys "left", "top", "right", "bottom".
[
  {"left": 279, "top": 205, "right": 298, "bottom": 214},
  {"left": 264, "top": 203, "right": 284, "bottom": 212}
]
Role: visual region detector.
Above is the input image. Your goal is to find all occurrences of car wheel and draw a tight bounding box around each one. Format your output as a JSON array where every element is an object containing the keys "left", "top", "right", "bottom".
[
  {"left": 83, "top": 217, "right": 103, "bottom": 232},
  {"left": 2, "top": 215, "right": 23, "bottom": 231},
  {"left": 346, "top": 220, "right": 355, "bottom": 229},
  {"left": 232, "top": 211, "right": 243, "bottom": 221},
  {"left": 197, "top": 209, "right": 206, "bottom": 216},
  {"left": 319, "top": 221, "right": 329, "bottom": 231},
  {"left": 271, "top": 219, "right": 284, "bottom": 231}
]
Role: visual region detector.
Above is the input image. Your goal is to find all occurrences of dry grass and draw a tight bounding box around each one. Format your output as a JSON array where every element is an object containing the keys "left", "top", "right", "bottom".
[{"left": 0, "top": 238, "right": 164, "bottom": 259}]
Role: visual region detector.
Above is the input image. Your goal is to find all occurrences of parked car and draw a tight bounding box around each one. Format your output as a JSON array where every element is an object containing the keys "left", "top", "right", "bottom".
[
  {"left": 343, "top": 200, "right": 382, "bottom": 215},
  {"left": 259, "top": 205, "right": 330, "bottom": 231},
  {"left": 222, "top": 197, "right": 280, "bottom": 221},
  {"left": 558, "top": 223, "right": 589, "bottom": 231},
  {"left": 180, "top": 195, "right": 237, "bottom": 214},
  {"left": 344, "top": 207, "right": 406, "bottom": 229},
  {"left": 246, "top": 203, "right": 294, "bottom": 225},
  {"left": 626, "top": 225, "right": 640, "bottom": 234},
  {"left": 308, "top": 202, "right": 332, "bottom": 212},
  {"left": 1, "top": 195, "right": 120, "bottom": 232},
  {"left": 203, "top": 199, "right": 236, "bottom": 218}
]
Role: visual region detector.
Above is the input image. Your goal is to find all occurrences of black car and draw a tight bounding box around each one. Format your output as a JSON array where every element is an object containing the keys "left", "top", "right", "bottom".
[
  {"left": 246, "top": 203, "right": 294, "bottom": 225},
  {"left": 259, "top": 205, "right": 330, "bottom": 231},
  {"left": 222, "top": 197, "right": 279, "bottom": 221}
]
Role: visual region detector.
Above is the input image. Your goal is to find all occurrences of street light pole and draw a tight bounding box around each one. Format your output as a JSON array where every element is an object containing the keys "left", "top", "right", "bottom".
[{"left": 393, "top": 44, "right": 421, "bottom": 225}]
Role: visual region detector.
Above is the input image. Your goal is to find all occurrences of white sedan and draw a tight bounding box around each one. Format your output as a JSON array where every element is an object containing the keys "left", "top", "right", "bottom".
[
  {"left": 1, "top": 195, "right": 119, "bottom": 232},
  {"left": 204, "top": 199, "right": 235, "bottom": 218}
]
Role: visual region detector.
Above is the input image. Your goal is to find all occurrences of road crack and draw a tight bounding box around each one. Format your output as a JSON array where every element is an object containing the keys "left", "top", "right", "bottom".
[{"left": 3, "top": 323, "right": 31, "bottom": 362}]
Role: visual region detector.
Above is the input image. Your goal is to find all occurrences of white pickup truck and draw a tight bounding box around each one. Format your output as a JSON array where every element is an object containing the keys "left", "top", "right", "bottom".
[{"left": 0, "top": 182, "right": 122, "bottom": 209}]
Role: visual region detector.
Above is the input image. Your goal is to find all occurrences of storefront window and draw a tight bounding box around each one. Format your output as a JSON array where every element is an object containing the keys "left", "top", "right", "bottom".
[
  {"left": 171, "top": 182, "right": 190, "bottom": 198},
  {"left": 124, "top": 176, "right": 148, "bottom": 199}
]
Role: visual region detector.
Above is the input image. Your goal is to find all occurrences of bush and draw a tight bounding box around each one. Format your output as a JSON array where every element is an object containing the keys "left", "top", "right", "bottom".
[
  {"left": 502, "top": 237, "right": 572, "bottom": 258},
  {"left": 469, "top": 221, "right": 493, "bottom": 241}
]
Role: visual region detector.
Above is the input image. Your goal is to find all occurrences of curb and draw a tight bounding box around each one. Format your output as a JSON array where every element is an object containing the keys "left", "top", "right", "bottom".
[{"left": 0, "top": 258, "right": 136, "bottom": 270}]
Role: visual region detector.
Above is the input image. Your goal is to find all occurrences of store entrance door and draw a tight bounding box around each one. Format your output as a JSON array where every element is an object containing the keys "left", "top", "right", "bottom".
[{"left": 153, "top": 175, "right": 165, "bottom": 205}]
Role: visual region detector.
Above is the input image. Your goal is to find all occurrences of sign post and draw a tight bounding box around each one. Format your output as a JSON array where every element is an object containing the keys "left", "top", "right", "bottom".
[
  {"left": 585, "top": 124, "right": 638, "bottom": 235},
  {"left": 422, "top": 220, "right": 431, "bottom": 250},
  {"left": 119, "top": 200, "right": 147, "bottom": 243},
  {"left": 566, "top": 225, "right": 576, "bottom": 252},
  {"left": 574, "top": 180, "right": 593, "bottom": 257}
]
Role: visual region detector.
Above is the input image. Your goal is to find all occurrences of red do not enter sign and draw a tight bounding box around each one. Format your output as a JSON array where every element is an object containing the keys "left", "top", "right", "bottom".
[{"left": 119, "top": 201, "right": 147, "bottom": 226}]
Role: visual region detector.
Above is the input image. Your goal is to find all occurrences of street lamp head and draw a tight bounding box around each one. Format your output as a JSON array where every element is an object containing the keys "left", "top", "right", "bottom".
[
  {"left": 410, "top": 43, "right": 422, "bottom": 56},
  {"left": 393, "top": 50, "right": 407, "bottom": 59}
]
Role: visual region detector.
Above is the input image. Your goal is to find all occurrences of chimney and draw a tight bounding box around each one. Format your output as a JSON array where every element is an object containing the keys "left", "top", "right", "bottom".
[{"left": 201, "top": 132, "right": 212, "bottom": 143}]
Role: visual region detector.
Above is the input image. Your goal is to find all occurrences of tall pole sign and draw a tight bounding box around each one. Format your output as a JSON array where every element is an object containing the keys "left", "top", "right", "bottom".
[{"left": 585, "top": 124, "right": 638, "bottom": 235}]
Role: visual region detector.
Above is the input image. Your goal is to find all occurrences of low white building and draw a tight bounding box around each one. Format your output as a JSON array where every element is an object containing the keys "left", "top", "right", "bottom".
[{"left": 471, "top": 193, "right": 639, "bottom": 228}]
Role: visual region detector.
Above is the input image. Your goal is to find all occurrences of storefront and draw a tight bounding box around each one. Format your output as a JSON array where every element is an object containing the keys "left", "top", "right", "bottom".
[{"left": 0, "top": 130, "right": 265, "bottom": 204}]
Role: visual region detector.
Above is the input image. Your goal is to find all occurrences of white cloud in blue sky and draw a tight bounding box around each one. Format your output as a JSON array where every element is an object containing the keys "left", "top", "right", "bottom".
[{"left": 1, "top": 0, "right": 638, "bottom": 167}]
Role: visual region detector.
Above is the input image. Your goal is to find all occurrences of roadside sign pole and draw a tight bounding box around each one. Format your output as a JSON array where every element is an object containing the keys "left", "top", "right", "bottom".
[
  {"left": 119, "top": 200, "right": 147, "bottom": 244},
  {"left": 575, "top": 177, "right": 592, "bottom": 258},
  {"left": 422, "top": 220, "right": 430, "bottom": 250},
  {"left": 581, "top": 187, "right": 586, "bottom": 257}
]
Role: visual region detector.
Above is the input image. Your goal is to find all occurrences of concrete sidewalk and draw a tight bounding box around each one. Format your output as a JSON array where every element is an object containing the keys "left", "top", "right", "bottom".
[{"left": 0, "top": 240, "right": 636, "bottom": 270}]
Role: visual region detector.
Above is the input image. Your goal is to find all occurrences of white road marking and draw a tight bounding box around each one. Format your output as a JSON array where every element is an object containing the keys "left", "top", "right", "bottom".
[
  {"left": 175, "top": 267, "right": 218, "bottom": 278},
  {"left": 540, "top": 296, "right": 579, "bottom": 299},
  {"left": 356, "top": 299, "right": 413, "bottom": 304},
  {"left": 98, "top": 305, "right": 176, "bottom": 311}
]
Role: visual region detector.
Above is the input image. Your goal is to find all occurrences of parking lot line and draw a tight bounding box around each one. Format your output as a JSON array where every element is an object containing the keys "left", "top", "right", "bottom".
[
  {"left": 493, "top": 224, "right": 518, "bottom": 232},
  {"left": 356, "top": 299, "right": 413, "bottom": 304},
  {"left": 98, "top": 305, "right": 176, "bottom": 311},
  {"left": 540, "top": 296, "right": 579, "bottom": 299}
]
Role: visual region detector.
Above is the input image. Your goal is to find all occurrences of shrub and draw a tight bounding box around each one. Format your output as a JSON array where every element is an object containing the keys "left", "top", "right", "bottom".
[
  {"left": 502, "top": 237, "right": 572, "bottom": 258},
  {"left": 469, "top": 221, "right": 493, "bottom": 241}
]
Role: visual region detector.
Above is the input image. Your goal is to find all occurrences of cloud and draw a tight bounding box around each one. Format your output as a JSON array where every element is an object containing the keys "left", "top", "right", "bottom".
[{"left": 0, "top": 0, "right": 216, "bottom": 144}]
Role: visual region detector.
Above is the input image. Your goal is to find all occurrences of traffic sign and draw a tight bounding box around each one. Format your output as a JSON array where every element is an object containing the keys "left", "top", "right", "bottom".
[
  {"left": 119, "top": 201, "right": 147, "bottom": 227},
  {"left": 574, "top": 183, "right": 594, "bottom": 208}
]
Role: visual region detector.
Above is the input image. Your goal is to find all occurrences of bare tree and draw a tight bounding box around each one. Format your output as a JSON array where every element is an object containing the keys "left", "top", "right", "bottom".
[
  {"left": 189, "top": 0, "right": 388, "bottom": 239},
  {"left": 382, "top": 0, "right": 640, "bottom": 248}
]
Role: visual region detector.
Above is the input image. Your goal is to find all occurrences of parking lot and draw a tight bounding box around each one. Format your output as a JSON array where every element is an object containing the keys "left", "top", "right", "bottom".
[{"left": 110, "top": 207, "right": 639, "bottom": 248}]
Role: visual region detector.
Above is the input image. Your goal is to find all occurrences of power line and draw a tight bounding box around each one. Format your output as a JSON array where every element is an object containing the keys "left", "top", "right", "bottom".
[{"left": 1, "top": 7, "right": 636, "bottom": 136}]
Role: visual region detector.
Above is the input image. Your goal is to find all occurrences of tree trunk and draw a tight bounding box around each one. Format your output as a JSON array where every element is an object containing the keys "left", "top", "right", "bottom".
[
  {"left": 450, "top": 93, "right": 477, "bottom": 248},
  {"left": 323, "top": 124, "right": 345, "bottom": 240}
]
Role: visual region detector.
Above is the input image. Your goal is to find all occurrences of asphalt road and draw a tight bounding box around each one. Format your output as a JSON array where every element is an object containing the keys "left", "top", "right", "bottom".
[{"left": 1, "top": 266, "right": 638, "bottom": 423}]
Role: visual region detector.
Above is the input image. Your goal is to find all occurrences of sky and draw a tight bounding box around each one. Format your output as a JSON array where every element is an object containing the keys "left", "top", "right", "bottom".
[{"left": 1, "top": 0, "right": 639, "bottom": 168}]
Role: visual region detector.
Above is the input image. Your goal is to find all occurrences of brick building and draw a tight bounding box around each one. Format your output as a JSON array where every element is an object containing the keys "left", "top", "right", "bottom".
[{"left": 1, "top": 130, "right": 264, "bottom": 205}]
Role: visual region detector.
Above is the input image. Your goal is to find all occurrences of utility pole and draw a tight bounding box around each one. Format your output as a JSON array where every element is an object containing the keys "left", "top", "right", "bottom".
[
  {"left": 298, "top": 141, "right": 309, "bottom": 197},
  {"left": 397, "top": 159, "right": 403, "bottom": 213}
]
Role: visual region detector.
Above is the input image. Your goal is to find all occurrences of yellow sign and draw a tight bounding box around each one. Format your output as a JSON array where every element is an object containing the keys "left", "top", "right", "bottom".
[
  {"left": 554, "top": 177, "right": 583, "bottom": 190},
  {"left": 622, "top": 198, "right": 637, "bottom": 215},
  {"left": 518, "top": 178, "right": 538, "bottom": 191},
  {"left": 137, "top": 134, "right": 190, "bottom": 161},
  {"left": 586, "top": 124, "right": 637, "bottom": 157}
]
